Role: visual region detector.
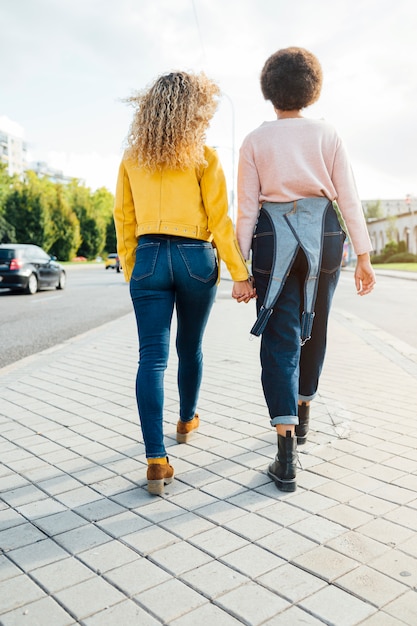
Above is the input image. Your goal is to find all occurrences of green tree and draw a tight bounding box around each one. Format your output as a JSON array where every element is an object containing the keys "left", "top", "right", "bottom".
[
  {"left": 0, "top": 163, "right": 16, "bottom": 242},
  {"left": 48, "top": 185, "right": 81, "bottom": 260},
  {"left": 4, "top": 178, "right": 48, "bottom": 246},
  {"left": 364, "top": 200, "right": 383, "bottom": 220}
]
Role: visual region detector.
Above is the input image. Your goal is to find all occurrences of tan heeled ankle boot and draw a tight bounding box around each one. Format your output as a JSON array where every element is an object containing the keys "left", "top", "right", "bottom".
[{"left": 176, "top": 414, "right": 200, "bottom": 443}]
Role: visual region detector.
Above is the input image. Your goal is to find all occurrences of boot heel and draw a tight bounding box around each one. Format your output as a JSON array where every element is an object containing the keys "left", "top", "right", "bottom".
[
  {"left": 268, "top": 431, "right": 297, "bottom": 492},
  {"left": 147, "top": 479, "right": 165, "bottom": 495}
]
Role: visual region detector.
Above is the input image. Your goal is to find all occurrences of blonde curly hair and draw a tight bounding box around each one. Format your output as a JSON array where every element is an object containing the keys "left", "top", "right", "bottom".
[{"left": 124, "top": 71, "right": 220, "bottom": 171}]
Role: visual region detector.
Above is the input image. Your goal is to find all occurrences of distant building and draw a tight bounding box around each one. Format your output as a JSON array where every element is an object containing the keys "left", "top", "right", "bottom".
[
  {"left": 0, "top": 116, "right": 28, "bottom": 176},
  {"left": 363, "top": 197, "right": 417, "bottom": 255},
  {"left": 29, "top": 161, "right": 74, "bottom": 185}
]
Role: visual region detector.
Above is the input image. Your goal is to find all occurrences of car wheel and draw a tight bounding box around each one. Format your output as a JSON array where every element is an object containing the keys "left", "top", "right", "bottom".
[
  {"left": 105, "top": 266, "right": 109, "bottom": 270},
  {"left": 26, "top": 273, "right": 38, "bottom": 295},
  {"left": 56, "top": 271, "right": 66, "bottom": 290}
]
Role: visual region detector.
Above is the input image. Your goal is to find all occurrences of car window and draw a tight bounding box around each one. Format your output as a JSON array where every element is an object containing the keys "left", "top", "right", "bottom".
[
  {"left": 28, "top": 246, "right": 50, "bottom": 262},
  {"left": 0, "top": 249, "right": 15, "bottom": 261}
]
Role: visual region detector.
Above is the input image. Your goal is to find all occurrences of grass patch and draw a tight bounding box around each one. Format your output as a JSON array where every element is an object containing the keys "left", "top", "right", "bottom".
[{"left": 372, "top": 263, "right": 417, "bottom": 272}]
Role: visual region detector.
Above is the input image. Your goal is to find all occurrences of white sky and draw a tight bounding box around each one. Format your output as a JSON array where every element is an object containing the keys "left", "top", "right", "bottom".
[{"left": 1, "top": 0, "right": 416, "bottom": 202}]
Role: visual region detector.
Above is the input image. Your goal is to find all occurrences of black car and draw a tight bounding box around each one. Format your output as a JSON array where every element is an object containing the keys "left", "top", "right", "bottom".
[{"left": 0, "top": 244, "right": 66, "bottom": 295}]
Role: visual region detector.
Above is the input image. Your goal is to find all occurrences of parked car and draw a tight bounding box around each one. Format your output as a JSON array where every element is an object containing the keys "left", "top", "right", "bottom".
[
  {"left": 105, "top": 253, "right": 121, "bottom": 272},
  {"left": 0, "top": 244, "right": 66, "bottom": 295}
]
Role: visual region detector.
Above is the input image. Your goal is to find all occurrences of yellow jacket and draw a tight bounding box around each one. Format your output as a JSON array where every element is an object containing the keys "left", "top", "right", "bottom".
[{"left": 114, "top": 145, "right": 249, "bottom": 282}]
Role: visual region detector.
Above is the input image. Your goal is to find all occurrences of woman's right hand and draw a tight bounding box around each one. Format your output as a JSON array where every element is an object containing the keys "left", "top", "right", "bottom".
[
  {"left": 355, "top": 253, "right": 376, "bottom": 296},
  {"left": 232, "top": 277, "right": 257, "bottom": 303}
]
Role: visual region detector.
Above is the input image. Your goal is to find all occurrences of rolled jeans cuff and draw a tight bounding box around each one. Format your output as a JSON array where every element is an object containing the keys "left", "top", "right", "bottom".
[
  {"left": 299, "top": 392, "right": 316, "bottom": 403},
  {"left": 270, "top": 414, "right": 298, "bottom": 427}
]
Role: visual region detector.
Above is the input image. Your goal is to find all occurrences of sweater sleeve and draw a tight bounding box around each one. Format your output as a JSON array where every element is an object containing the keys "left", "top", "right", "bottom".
[
  {"left": 331, "top": 140, "right": 373, "bottom": 255},
  {"left": 200, "top": 148, "right": 249, "bottom": 281},
  {"left": 236, "top": 137, "right": 261, "bottom": 260},
  {"left": 113, "top": 160, "right": 137, "bottom": 282}
]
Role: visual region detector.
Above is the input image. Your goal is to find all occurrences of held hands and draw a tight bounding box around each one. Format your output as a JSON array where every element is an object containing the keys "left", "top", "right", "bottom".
[
  {"left": 232, "top": 277, "right": 257, "bottom": 304},
  {"left": 355, "top": 253, "right": 376, "bottom": 296}
]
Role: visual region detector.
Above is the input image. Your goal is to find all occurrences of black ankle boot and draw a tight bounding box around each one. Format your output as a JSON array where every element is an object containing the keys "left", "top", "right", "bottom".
[
  {"left": 296, "top": 402, "right": 310, "bottom": 445},
  {"left": 267, "top": 431, "right": 297, "bottom": 492}
]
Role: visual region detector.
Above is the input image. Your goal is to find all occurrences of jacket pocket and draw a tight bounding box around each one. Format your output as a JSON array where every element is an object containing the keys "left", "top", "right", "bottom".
[
  {"left": 131, "top": 242, "right": 160, "bottom": 281},
  {"left": 178, "top": 243, "right": 217, "bottom": 283}
]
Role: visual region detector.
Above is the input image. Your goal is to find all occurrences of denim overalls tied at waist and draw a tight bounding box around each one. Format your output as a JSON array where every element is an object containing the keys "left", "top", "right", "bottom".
[{"left": 251, "top": 197, "right": 334, "bottom": 344}]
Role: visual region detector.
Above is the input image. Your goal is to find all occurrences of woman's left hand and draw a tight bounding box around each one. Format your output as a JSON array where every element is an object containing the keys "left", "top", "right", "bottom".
[{"left": 232, "top": 278, "right": 257, "bottom": 303}]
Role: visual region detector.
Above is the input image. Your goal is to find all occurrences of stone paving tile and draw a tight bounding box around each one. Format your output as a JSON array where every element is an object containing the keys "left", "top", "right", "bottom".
[
  {"left": 82, "top": 599, "right": 159, "bottom": 626},
  {"left": 77, "top": 540, "right": 139, "bottom": 573},
  {"left": 134, "top": 498, "right": 186, "bottom": 524},
  {"left": 289, "top": 514, "right": 346, "bottom": 544},
  {"left": 188, "top": 525, "right": 248, "bottom": 558},
  {"left": 6, "top": 537, "right": 69, "bottom": 572},
  {"left": 326, "top": 530, "right": 390, "bottom": 563},
  {"left": 261, "top": 605, "right": 325, "bottom": 625},
  {"left": 55, "top": 577, "right": 126, "bottom": 622},
  {"left": 257, "top": 562, "right": 327, "bottom": 603},
  {"left": 0, "top": 522, "right": 47, "bottom": 551},
  {"left": 385, "top": 505, "right": 417, "bottom": 531},
  {"left": 169, "top": 602, "right": 243, "bottom": 626},
  {"left": 53, "top": 524, "right": 112, "bottom": 554},
  {"left": 0, "top": 574, "right": 46, "bottom": 613},
  {"left": 95, "top": 510, "right": 151, "bottom": 538},
  {"left": 0, "top": 595, "right": 76, "bottom": 626},
  {"left": 180, "top": 559, "right": 248, "bottom": 599},
  {"left": 195, "top": 500, "right": 245, "bottom": 525},
  {"left": 0, "top": 508, "right": 27, "bottom": 531},
  {"left": 334, "top": 564, "right": 408, "bottom": 608},
  {"left": 149, "top": 540, "right": 212, "bottom": 575},
  {"left": 383, "top": 590, "right": 417, "bottom": 625},
  {"left": 370, "top": 548, "right": 417, "bottom": 588},
  {"left": 122, "top": 524, "right": 180, "bottom": 555},
  {"left": 299, "top": 584, "right": 376, "bottom": 625},
  {"left": 257, "top": 501, "right": 309, "bottom": 527},
  {"left": 135, "top": 577, "right": 208, "bottom": 623},
  {"left": 34, "top": 510, "right": 89, "bottom": 536},
  {"left": 0, "top": 555, "right": 23, "bottom": 582},
  {"left": 223, "top": 511, "right": 279, "bottom": 541},
  {"left": 158, "top": 511, "right": 216, "bottom": 539},
  {"left": 358, "top": 517, "right": 415, "bottom": 547},
  {"left": 257, "top": 527, "right": 318, "bottom": 561},
  {"left": 30, "top": 557, "right": 95, "bottom": 593},
  {"left": 104, "top": 557, "right": 172, "bottom": 596},
  {"left": 292, "top": 545, "right": 359, "bottom": 582},
  {"left": 220, "top": 543, "right": 285, "bottom": 578},
  {"left": 319, "top": 503, "right": 374, "bottom": 529},
  {"left": 214, "top": 581, "right": 290, "bottom": 625}
]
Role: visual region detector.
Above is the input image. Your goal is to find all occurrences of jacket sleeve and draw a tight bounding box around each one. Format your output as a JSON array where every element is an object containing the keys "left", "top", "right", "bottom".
[
  {"left": 113, "top": 160, "right": 137, "bottom": 282},
  {"left": 200, "top": 148, "right": 249, "bottom": 281},
  {"left": 331, "top": 139, "right": 373, "bottom": 255}
]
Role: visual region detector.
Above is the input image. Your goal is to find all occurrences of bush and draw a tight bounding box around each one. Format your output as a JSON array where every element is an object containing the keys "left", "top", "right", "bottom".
[
  {"left": 387, "top": 252, "right": 417, "bottom": 263},
  {"left": 371, "top": 254, "right": 387, "bottom": 264}
]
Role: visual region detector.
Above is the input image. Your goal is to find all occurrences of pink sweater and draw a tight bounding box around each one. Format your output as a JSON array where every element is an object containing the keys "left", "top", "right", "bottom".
[{"left": 237, "top": 117, "right": 372, "bottom": 260}]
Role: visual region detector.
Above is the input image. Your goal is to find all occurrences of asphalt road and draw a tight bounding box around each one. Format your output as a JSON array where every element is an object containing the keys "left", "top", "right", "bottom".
[
  {"left": 333, "top": 269, "right": 417, "bottom": 350},
  {"left": 0, "top": 264, "right": 132, "bottom": 369},
  {"left": 1, "top": 264, "right": 416, "bottom": 370}
]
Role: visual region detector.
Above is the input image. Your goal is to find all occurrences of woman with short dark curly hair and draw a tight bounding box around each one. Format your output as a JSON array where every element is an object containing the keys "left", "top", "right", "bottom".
[
  {"left": 237, "top": 47, "right": 375, "bottom": 492},
  {"left": 114, "top": 71, "right": 255, "bottom": 494}
]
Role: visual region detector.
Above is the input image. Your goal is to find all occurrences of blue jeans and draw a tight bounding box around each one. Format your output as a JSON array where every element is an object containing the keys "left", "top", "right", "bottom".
[
  {"left": 252, "top": 204, "right": 345, "bottom": 426},
  {"left": 129, "top": 235, "right": 217, "bottom": 458}
]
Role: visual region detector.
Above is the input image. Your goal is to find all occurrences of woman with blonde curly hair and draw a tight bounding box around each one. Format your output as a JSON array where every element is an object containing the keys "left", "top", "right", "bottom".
[{"left": 114, "top": 71, "right": 255, "bottom": 495}]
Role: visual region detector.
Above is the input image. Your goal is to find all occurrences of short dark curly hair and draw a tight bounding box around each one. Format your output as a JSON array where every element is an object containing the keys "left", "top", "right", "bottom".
[{"left": 260, "top": 47, "right": 323, "bottom": 111}]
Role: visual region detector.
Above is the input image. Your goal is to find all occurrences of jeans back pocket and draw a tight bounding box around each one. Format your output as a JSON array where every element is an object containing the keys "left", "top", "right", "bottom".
[
  {"left": 131, "top": 242, "right": 160, "bottom": 281},
  {"left": 178, "top": 243, "right": 217, "bottom": 283}
]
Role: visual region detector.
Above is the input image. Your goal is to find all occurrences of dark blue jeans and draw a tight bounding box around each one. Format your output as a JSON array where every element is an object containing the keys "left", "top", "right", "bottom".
[
  {"left": 130, "top": 235, "right": 217, "bottom": 458},
  {"left": 252, "top": 204, "right": 345, "bottom": 426}
]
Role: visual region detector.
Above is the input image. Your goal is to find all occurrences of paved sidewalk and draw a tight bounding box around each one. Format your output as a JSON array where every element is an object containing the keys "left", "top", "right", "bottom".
[{"left": 1, "top": 280, "right": 417, "bottom": 625}]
